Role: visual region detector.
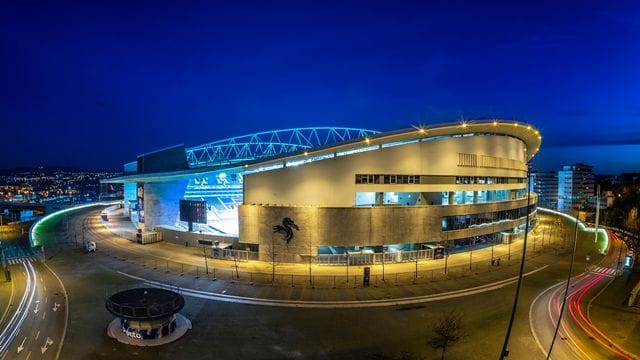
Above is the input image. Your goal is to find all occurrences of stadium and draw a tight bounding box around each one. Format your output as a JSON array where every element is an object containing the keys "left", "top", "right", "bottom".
[{"left": 102, "top": 120, "right": 541, "bottom": 264}]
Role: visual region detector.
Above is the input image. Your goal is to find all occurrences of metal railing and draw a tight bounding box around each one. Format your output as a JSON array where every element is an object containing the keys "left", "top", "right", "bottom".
[
  {"left": 317, "top": 249, "right": 435, "bottom": 265},
  {"left": 43, "top": 208, "right": 576, "bottom": 289}
]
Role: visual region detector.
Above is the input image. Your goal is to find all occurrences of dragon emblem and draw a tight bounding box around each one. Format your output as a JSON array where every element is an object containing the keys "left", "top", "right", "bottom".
[{"left": 273, "top": 217, "right": 299, "bottom": 243}]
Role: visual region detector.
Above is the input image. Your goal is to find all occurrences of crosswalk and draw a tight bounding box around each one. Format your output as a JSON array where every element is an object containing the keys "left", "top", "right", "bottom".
[
  {"left": 1, "top": 241, "right": 37, "bottom": 266},
  {"left": 591, "top": 266, "right": 616, "bottom": 277},
  {"left": 4, "top": 256, "right": 38, "bottom": 265}
]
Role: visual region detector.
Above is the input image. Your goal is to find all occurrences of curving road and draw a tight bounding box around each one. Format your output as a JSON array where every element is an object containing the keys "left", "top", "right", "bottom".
[
  {"left": 0, "top": 260, "right": 68, "bottom": 360},
  {"left": 530, "top": 232, "right": 636, "bottom": 360}
]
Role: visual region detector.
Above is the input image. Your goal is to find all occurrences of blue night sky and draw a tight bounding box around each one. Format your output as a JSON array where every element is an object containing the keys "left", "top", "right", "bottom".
[{"left": 1, "top": 0, "right": 639, "bottom": 173}]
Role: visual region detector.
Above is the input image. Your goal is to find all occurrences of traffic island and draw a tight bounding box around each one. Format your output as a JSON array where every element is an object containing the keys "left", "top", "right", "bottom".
[{"left": 105, "top": 287, "right": 191, "bottom": 346}]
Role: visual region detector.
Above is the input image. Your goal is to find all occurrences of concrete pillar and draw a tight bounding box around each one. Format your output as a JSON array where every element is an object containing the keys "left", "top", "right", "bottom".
[
  {"left": 448, "top": 192, "right": 454, "bottom": 205},
  {"left": 375, "top": 192, "right": 384, "bottom": 205},
  {"left": 123, "top": 182, "right": 137, "bottom": 217},
  {"left": 473, "top": 191, "right": 478, "bottom": 204},
  {"left": 142, "top": 180, "right": 188, "bottom": 231}
]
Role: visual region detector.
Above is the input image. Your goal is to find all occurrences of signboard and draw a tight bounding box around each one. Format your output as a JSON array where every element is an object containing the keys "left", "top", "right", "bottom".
[
  {"left": 179, "top": 200, "right": 207, "bottom": 224},
  {"left": 430, "top": 246, "right": 445, "bottom": 259},
  {"left": 363, "top": 267, "right": 370, "bottom": 287},
  {"left": 136, "top": 183, "right": 145, "bottom": 224}
]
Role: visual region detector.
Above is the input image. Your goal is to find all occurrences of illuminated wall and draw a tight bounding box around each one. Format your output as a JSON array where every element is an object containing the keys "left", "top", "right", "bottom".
[{"left": 244, "top": 135, "right": 527, "bottom": 207}]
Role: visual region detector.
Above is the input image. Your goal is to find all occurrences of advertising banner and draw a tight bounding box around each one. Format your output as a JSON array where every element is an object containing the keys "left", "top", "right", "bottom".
[{"left": 137, "top": 183, "right": 145, "bottom": 224}]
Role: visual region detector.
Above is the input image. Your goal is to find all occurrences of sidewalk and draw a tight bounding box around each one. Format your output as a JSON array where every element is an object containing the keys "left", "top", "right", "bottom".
[
  {"left": 100, "top": 206, "right": 567, "bottom": 280},
  {"left": 95, "top": 245, "right": 555, "bottom": 303},
  {"left": 85, "top": 209, "right": 575, "bottom": 302}
]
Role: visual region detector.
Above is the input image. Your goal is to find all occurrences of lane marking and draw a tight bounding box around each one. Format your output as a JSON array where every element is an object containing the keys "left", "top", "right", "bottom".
[
  {"left": 0, "top": 261, "right": 37, "bottom": 357},
  {"left": 17, "top": 337, "right": 26, "bottom": 354},
  {"left": 40, "top": 261, "right": 70, "bottom": 360},
  {"left": 0, "top": 268, "right": 16, "bottom": 325},
  {"left": 35, "top": 330, "right": 40, "bottom": 340}
]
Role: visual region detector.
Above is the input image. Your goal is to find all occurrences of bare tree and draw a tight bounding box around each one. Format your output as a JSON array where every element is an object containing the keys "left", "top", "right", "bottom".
[
  {"left": 624, "top": 207, "right": 640, "bottom": 272},
  {"left": 263, "top": 233, "right": 278, "bottom": 283},
  {"left": 429, "top": 310, "right": 464, "bottom": 360}
]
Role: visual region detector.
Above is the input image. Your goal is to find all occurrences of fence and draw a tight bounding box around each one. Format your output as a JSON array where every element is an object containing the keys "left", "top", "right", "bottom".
[
  {"left": 317, "top": 249, "right": 434, "bottom": 265},
  {"left": 137, "top": 231, "right": 163, "bottom": 244},
  {"left": 50, "top": 208, "right": 577, "bottom": 289},
  {"left": 219, "top": 248, "right": 259, "bottom": 261},
  {"left": 92, "top": 239, "right": 564, "bottom": 290}
]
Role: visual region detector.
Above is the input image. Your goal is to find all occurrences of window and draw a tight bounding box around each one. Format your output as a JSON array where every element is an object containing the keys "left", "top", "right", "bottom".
[{"left": 441, "top": 204, "right": 536, "bottom": 231}]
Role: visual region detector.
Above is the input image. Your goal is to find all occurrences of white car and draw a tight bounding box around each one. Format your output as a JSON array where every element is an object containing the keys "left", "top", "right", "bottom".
[{"left": 84, "top": 241, "right": 96, "bottom": 253}]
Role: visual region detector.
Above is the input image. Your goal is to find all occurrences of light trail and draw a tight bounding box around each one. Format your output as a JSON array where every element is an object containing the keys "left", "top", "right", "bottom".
[
  {"left": 0, "top": 261, "right": 37, "bottom": 357},
  {"left": 538, "top": 232, "right": 637, "bottom": 360}
]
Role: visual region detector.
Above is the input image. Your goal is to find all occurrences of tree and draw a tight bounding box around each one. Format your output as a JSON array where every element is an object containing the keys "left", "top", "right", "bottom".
[
  {"left": 429, "top": 310, "right": 464, "bottom": 360},
  {"left": 599, "top": 185, "right": 640, "bottom": 271},
  {"left": 624, "top": 207, "right": 640, "bottom": 272}
]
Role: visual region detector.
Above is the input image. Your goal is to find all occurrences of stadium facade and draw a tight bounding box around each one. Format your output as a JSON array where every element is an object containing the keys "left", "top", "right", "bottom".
[{"left": 103, "top": 120, "right": 541, "bottom": 263}]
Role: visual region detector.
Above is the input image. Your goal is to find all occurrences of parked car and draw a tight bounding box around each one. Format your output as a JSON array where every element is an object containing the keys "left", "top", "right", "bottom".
[{"left": 84, "top": 241, "right": 96, "bottom": 253}]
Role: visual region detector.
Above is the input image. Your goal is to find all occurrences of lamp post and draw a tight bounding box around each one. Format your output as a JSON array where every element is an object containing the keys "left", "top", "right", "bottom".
[
  {"left": 0, "top": 241, "right": 6, "bottom": 269},
  {"left": 492, "top": 223, "right": 496, "bottom": 261},
  {"left": 546, "top": 213, "right": 580, "bottom": 358},
  {"left": 308, "top": 237, "right": 312, "bottom": 284},
  {"left": 0, "top": 241, "right": 8, "bottom": 281},
  {"left": 382, "top": 245, "right": 386, "bottom": 281},
  {"left": 415, "top": 246, "right": 419, "bottom": 279},
  {"left": 444, "top": 250, "right": 449, "bottom": 275},
  {"left": 200, "top": 231, "right": 208, "bottom": 275},
  {"left": 346, "top": 252, "right": 349, "bottom": 283}
]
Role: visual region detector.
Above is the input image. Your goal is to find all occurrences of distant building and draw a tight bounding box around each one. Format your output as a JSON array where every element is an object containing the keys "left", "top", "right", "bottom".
[
  {"left": 620, "top": 172, "right": 640, "bottom": 187},
  {"left": 557, "top": 163, "right": 595, "bottom": 213},
  {"left": 604, "top": 190, "right": 615, "bottom": 208},
  {"left": 530, "top": 171, "right": 558, "bottom": 210}
]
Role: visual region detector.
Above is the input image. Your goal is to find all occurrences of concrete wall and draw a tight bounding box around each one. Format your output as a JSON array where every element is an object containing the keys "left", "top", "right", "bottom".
[
  {"left": 239, "top": 195, "right": 537, "bottom": 262},
  {"left": 142, "top": 180, "right": 188, "bottom": 231},
  {"left": 154, "top": 226, "right": 238, "bottom": 248},
  {"left": 244, "top": 135, "right": 527, "bottom": 207},
  {"left": 123, "top": 182, "right": 137, "bottom": 216}
]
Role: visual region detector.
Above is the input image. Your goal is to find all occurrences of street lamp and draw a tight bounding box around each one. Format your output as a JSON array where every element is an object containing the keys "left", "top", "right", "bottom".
[
  {"left": 0, "top": 240, "right": 6, "bottom": 268},
  {"left": 0, "top": 241, "right": 8, "bottom": 281},
  {"left": 346, "top": 252, "right": 350, "bottom": 283},
  {"left": 200, "top": 231, "right": 208, "bottom": 275},
  {"left": 444, "top": 250, "right": 449, "bottom": 275}
]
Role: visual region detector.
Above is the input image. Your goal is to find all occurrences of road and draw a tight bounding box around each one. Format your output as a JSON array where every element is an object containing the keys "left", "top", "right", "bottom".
[
  {"left": 0, "top": 260, "right": 68, "bottom": 360},
  {"left": 530, "top": 231, "right": 637, "bottom": 360}
]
